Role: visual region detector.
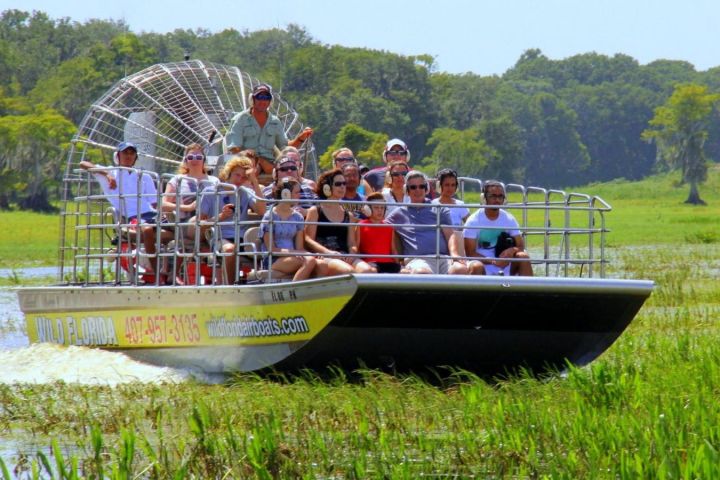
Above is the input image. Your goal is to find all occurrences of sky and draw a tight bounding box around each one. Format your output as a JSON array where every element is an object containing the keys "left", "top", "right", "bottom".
[{"left": 3, "top": 0, "right": 719, "bottom": 76}]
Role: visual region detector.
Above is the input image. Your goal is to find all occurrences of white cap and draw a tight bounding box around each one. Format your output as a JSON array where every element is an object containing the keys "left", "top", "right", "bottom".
[
  {"left": 383, "top": 138, "right": 410, "bottom": 162},
  {"left": 385, "top": 138, "right": 407, "bottom": 151}
]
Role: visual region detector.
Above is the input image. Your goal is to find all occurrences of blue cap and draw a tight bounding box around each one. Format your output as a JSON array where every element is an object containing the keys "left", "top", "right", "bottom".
[{"left": 117, "top": 141, "right": 138, "bottom": 152}]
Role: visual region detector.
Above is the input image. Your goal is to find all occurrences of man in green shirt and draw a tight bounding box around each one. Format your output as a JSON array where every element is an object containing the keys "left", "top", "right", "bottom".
[{"left": 225, "top": 83, "right": 313, "bottom": 176}]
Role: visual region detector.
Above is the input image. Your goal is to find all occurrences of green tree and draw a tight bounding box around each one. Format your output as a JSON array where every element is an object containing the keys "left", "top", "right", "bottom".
[
  {"left": 642, "top": 83, "right": 720, "bottom": 205},
  {"left": 562, "top": 82, "right": 658, "bottom": 183},
  {"left": 519, "top": 93, "right": 590, "bottom": 187},
  {"left": 0, "top": 95, "right": 76, "bottom": 211},
  {"left": 421, "top": 127, "right": 493, "bottom": 177},
  {"left": 29, "top": 56, "right": 105, "bottom": 124},
  {"left": 477, "top": 116, "right": 525, "bottom": 181}
]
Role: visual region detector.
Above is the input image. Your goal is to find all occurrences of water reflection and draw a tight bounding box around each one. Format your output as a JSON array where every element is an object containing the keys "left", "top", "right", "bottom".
[{"left": 0, "top": 266, "right": 57, "bottom": 280}]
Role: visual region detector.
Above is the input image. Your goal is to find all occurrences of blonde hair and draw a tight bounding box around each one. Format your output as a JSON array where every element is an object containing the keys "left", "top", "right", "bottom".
[
  {"left": 219, "top": 155, "right": 254, "bottom": 182},
  {"left": 384, "top": 160, "right": 409, "bottom": 188},
  {"left": 332, "top": 147, "right": 353, "bottom": 161},
  {"left": 178, "top": 143, "right": 209, "bottom": 174}
]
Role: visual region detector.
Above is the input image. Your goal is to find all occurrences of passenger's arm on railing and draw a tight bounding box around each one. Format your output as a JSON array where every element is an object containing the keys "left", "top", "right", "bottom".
[{"left": 79, "top": 161, "right": 116, "bottom": 189}]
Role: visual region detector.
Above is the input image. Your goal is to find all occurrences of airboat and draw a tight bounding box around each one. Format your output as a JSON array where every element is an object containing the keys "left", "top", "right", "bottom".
[{"left": 17, "top": 60, "right": 653, "bottom": 376}]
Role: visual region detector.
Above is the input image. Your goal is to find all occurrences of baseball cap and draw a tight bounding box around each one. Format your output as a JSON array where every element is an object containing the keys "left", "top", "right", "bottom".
[
  {"left": 385, "top": 138, "right": 408, "bottom": 151},
  {"left": 275, "top": 156, "right": 298, "bottom": 167},
  {"left": 117, "top": 141, "right": 138, "bottom": 152},
  {"left": 253, "top": 83, "right": 272, "bottom": 97}
]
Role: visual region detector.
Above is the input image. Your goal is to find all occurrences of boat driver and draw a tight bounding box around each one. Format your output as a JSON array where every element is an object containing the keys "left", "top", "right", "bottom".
[
  {"left": 224, "top": 83, "right": 313, "bottom": 177},
  {"left": 463, "top": 180, "right": 533, "bottom": 276}
]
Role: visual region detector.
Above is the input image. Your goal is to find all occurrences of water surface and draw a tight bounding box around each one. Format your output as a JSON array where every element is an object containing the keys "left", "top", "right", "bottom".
[{"left": 0, "top": 268, "right": 193, "bottom": 385}]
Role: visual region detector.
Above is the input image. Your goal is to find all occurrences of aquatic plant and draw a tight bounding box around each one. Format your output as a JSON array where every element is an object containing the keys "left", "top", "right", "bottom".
[{"left": 0, "top": 244, "right": 718, "bottom": 476}]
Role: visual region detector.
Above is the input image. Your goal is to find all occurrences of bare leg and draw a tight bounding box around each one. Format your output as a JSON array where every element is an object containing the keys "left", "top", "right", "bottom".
[
  {"left": 448, "top": 261, "right": 468, "bottom": 275},
  {"left": 142, "top": 225, "right": 158, "bottom": 273},
  {"left": 468, "top": 260, "right": 486, "bottom": 275},
  {"left": 324, "top": 258, "right": 354, "bottom": 276},
  {"left": 293, "top": 256, "right": 317, "bottom": 281},
  {"left": 222, "top": 242, "right": 236, "bottom": 284},
  {"left": 354, "top": 260, "right": 376, "bottom": 274},
  {"left": 511, "top": 251, "right": 533, "bottom": 276}
]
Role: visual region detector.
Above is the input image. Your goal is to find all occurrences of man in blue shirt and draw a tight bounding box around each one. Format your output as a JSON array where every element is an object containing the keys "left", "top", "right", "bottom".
[{"left": 386, "top": 170, "right": 468, "bottom": 275}]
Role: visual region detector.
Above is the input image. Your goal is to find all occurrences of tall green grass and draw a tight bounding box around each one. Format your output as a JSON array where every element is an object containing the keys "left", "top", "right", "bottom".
[
  {"left": 0, "top": 243, "right": 718, "bottom": 477},
  {"left": 0, "top": 211, "right": 60, "bottom": 269}
]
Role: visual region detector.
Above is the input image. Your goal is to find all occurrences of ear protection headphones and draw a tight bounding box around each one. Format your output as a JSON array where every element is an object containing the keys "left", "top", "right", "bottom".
[
  {"left": 322, "top": 182, "right": 332, "bottom": 198},
  {"left": 113, "top": 150, "right": 138, "bottom": 166},
  {"left": 361, "top": 205, "right": 372, "bottom": 217}
]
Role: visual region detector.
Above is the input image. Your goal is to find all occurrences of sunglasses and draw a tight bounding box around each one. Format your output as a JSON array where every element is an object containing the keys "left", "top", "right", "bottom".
[
  {"left": 391, "top": 171, "right": 408, "bottom": 177},
  {"left": 278, "top": 165, "right": 298, "bottom": 172},
  {"left": 408, "top": 184, "right": 428, "bottom": 191},
  {"left": 254, "top": 94, "right": 272, "bottom": 101},
  {"left": 335, "top": 156, "right": 355, "bottom": 163},
  {"left": 185, "top": 154, "right": 205, "bottom": 161},
  {"left": 333, "top": 181, "right": 347, "bottom": 187},
  {"left": 387, "top": 150, "right": 408, "bottom": 156}
]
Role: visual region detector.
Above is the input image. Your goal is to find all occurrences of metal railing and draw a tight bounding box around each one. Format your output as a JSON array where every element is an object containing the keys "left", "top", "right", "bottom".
[{"left": 57, "top": 169, "right": 611, "bottom": 286}]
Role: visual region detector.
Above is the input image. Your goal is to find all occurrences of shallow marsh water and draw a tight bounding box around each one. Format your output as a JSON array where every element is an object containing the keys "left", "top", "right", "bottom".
[{"left": 0, "top": 267, "right": 191, "bottom": 386}]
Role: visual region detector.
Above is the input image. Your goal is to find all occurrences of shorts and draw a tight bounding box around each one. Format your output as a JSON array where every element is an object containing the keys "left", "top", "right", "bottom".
[
  {"left": 405, "top": 257, "right": 453, "bottom": 274},
  {"left": 220, "top": 237, "right": 239, "bottom": 246},
  {"left": 128, "top": 211, "right": 161, "bottom": 223},
  {"left": 370, "top": 262, "right": 401, "bottom": 274}
]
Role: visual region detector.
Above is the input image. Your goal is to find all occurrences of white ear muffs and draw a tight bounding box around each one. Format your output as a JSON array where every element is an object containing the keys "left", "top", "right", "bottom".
[
  {"left": 113, "top": 152, "right": 119, "bottom": 165},
  {"left": 361, "top": 205, "right": 372, "bottom": 217},
  {"left": 322, "top": 183, "right": 332, "bottom": 197},
  {"left": 436, "top": 180, "right": 441, "bottom": 193},
  {"left": 281, "top": 188, "right": 292, "bottom": 200}
]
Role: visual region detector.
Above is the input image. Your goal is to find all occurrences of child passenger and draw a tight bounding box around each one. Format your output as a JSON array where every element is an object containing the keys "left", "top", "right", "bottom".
[
  {"left": 353, "top": 192, "right": 401, "bottom": 274},
  {"left": 260, "top": 177, "right": 321, "bottom": 281}
]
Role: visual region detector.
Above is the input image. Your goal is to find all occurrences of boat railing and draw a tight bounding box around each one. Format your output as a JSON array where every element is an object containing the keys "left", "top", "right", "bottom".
[{"left": 58, "top": 168, "right": 612, "bottom": 286}]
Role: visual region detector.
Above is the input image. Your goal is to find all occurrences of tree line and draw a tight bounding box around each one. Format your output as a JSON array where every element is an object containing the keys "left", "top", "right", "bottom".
[{"left": 1, "top": 9, "right": 718, "bottom": 210}]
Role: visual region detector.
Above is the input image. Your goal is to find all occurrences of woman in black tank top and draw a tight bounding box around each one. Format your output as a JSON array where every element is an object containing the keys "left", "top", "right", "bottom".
[
  {"left": 316, "top": 207, "right": 350, "bottom": 253},
  {"left": 305, "top": 169, "right": 372, "bottom": 276}
]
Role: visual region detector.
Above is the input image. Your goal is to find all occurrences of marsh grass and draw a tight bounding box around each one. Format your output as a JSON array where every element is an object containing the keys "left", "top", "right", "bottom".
[
  {"left": 0, "top": 211, "right": 60, "bottom": 269},
  {"left": 2, "top": 171, "right": 719, "bottom": 477},
  {"left": 1, "top": 242, "right": 719, "bottom": 478}
]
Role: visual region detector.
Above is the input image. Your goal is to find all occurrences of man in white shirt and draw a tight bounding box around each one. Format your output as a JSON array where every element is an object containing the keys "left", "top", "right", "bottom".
[
  {"left": 80, "top": 142, "right": 169, "bottom": 275},
  {"left": 463, "top": 181, "right": 533, "bottom": 276}
]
